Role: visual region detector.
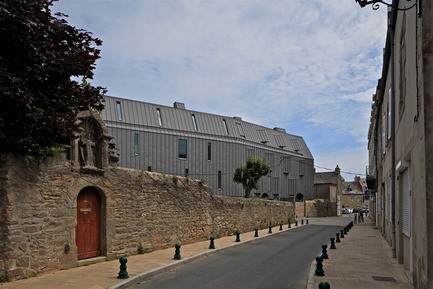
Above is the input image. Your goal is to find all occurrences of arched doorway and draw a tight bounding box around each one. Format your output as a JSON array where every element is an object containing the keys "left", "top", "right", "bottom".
[{"left": 76, "top": 187, "right": 101, "bottom": 259}]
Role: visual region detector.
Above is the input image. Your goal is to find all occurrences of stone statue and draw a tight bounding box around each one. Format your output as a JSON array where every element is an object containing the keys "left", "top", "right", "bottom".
[{"left": 79, "top": 133, "right": 96, "bottom": 167}]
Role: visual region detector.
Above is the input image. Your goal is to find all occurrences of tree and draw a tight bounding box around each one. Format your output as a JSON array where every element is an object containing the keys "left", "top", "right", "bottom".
[
  {"left": 0, "top": 0, "right": 106, "bottom": 158},
  {"left": 233, "top": 157, "right": 271, "bottom": 198}
]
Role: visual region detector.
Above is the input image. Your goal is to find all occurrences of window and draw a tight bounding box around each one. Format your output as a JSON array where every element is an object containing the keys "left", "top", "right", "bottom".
[
  {"left": 288, "top": 179, "right": 296, "bottom": 195},
  {"left": 116, "top": 101, "right": 123, "bottom": 121},
  {"left": 387, "top": 89, "right": 392, "bottom": 141},
  {"left": 382, "top": 114, "right": 386, "bottom": 155},
  {"left": 218, "top": 171, "right": 222, "bottom": 190},
  {"left": 133, "top": 133, "right": 139, "bottom": 155},
  {"left": 274, "top": 135, "right": 286, "bottom": 148},
  {"left": 282, "top": 157, "right": 290, "bottom": 174},
  {"left": 399, "top": 14, "right": 407, "bottom": 115},
  {"left": 207, "top": 142, "right": 212, "bottom": 161},
  {"left": 147, "top": 166, "right": 152, "bottom": 172},
  {"left": 192, "top": 114, "right": 198, "bottom": 131},
  {"left": 236, "top": 123, "right": 245, "bottom": 137},
  {"left": 222, "top": 119, "right": 229, "bottom": 135},
  {"left": 257, "top": 129, "right": 268, "bottom": 143},
  {"left": 299, "top": 161, "right": 305, "bottom": 176},
  {"left": 156, "top": 108, "right": 163, "bottom": 126},
  {"left": 185, "top": 168, "right": 189, "bottom": 177},
  {"left": 402, "top": 168, "right": 411, "bottom": 237},
  {"left": 178, "top": 139, "right": 187, "bottom": 159}
]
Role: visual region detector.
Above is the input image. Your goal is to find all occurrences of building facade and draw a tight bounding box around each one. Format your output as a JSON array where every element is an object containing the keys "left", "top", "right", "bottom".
[
  {"left": 367, "top": 1, "right": 433, "bottom": 288},
  {"left": 101, "top": 96, "right": 315, "bottom": 200},
  {"left": 341, "top": 176, "right": 369, "bottom": 210},
  {"left": 314, "top": 166, "right": 344, "bottom": 216}
]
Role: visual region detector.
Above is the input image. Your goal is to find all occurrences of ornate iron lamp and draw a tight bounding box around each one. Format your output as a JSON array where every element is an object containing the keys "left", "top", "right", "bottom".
[{"left": 355, "top": 0, "right": 416, "bottom": 11}]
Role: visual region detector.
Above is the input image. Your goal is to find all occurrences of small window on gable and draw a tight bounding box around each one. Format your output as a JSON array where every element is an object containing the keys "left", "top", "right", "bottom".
[
  {"left": 274, "top": 135, "right": 286, "bottom": 148},
  {"left": 222, "top": 119, "right": 229, "bottom": 135},
  {"left": 192, "top": 114, "right": 198, "bottom": 131},
  {"left": 116, "top": 101, "right": 123, "bottom": 121},
  {"left": 236, "top": 123, "right": 245, "bottom": 138},
  {"left": 290, "top": 139, "right": 301, "bottom": 152},
  {"left": 156, "top": 108, "right": 163, "bottom": 126},
  {"left": 257, "top": 129, "right": 269, "bottom": 143},
  {"left": 207, "top": 142, "right": 212, "bottom": 161}
]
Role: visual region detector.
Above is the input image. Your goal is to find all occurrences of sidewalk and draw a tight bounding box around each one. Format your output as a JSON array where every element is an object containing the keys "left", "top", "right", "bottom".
[
  {"left": 308, "top": 218, "right": 414, "bottom": 289},
  {"left": 0, "top": 224, "right": 304, "bottom": 289}
]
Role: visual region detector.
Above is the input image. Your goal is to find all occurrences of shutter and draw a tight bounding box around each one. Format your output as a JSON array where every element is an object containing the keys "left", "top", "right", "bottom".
[{"left": 402, "top": 169, "right": 411, "bottom": 237}]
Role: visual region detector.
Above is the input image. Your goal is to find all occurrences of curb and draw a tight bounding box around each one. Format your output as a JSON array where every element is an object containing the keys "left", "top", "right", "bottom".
[
  {"left": 107, "top": 225, "right": 306, "bottom": 289},
  {"left": 306, "top": 252, "right": 321, "bottom": 289}
]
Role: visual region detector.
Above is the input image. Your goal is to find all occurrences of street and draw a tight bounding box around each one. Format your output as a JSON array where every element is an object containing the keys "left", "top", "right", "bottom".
[{"left": 129, "top": 217, "right": 352, "bottom": 289}]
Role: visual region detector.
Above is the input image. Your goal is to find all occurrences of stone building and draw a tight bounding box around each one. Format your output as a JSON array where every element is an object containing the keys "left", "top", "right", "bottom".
[
  {"left": 101, "top": 96, "right": 315, "bottom": 200},
  {"left": 313, "top": 166, "right": 344, "bottom": 216},
  {"left": 341, "top": 176, "right": 369, "bottom": 210},
  {"left": 366, "top": 1, "right": 433, "bottom": 287}
]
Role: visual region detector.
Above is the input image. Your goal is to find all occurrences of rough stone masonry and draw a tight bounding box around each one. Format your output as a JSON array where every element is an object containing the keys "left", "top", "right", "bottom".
[{"left": 0, "top": 153, "right": 294, "bottom": 280}]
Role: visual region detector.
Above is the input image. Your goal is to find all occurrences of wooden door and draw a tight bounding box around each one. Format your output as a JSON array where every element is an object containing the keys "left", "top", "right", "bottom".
[{"left": 76, "top": 187, "right": 101, "bottom": 259}]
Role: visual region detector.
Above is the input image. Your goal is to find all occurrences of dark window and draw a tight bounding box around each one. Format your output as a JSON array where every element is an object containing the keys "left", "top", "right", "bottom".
[
  {"left": 207, "top": 142, "right": 212, "bottom": 161},
  {"left": 185, "top": 168, "right": 189, "bottom": 177},
  {"left": 192, "top": 114, "right": 198, "bottom": 131},
  {"left": 179, "top": 139, "right": 187, "bottom": 159},
  {"left": 133, "top": 133, "right": 139, "bottom": 155},
  {"left": 222, "top": 119, "right": 229, "bottom": 135},
  {"left": 156, "top": 108, "right": 163, "bottom": 126},
  {"left": 116, "top": 101, "right": 123, "bottom": 121},
  {"left": 147, "top": 166, "right": 152, "bottom": 172},
  {"left": 218, "top": 171, "right": 222, "bottom": 189}
]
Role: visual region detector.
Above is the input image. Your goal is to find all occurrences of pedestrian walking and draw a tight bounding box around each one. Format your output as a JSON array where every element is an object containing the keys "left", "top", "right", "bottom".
[{"left": 359, "top": 211, "right": 364, "bottom": 223}]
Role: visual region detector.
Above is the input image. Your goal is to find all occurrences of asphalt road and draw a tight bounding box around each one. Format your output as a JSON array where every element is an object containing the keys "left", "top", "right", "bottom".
[{"left": 129, "top": 220, "right": 349, "bottom": 289}]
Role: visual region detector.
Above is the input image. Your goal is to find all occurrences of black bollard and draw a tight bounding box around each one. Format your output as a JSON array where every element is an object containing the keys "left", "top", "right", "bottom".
[
  {"left": 306, "top": 217, "right": 309, "bottom": 225},
  {"left": 254, "top": 228, "right": 259, "bottom": 237},
  {"left": 336, "top": 233, "right": 341, "bottom": 243},
  {"left": 344, "top": 227, "right": 348, "bottom": 235},
  {"left": 318, "top": 281, "right": 330, "bottom": 289},
  {"left": 209, "top": 237, "right": 215, "bottom": 249},
  {"left": 330, "top": 237, "right": 336, "bottom": 249},
  {"left": 173, "top": 244, "right": 182, "bottom": 260},
  {"left": 340, "top": 229, "right": 345, "bottom": 238},
  {"left": 279, "top": 223, "right": 283, "bottom": 231},
  {"left": 235, "top": 231, "right": 241, "bottom": 242},
  {"left": 268, "top": 226, "right": 272, "bottom": 234},
  {"left": 288, "top": 222, "right": 291, "bottom": 228},
  {"left": 117, "top": 256, "right": 129, "bottom": 279},
  {"left": 301, "top": 219, "right": 304, "bottom": 225},
  {"left": 321, "top": 244, "right": 329, "bottom": 259},
  {"left": 296, "top": 220, "right": 298, "bottom": 227},
  {"left": 314, "top": 256, "right": 325, "bottom": 276}
]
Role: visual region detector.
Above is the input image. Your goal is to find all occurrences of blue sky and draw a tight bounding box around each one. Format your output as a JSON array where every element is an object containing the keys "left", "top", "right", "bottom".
[{"left": 53, "top": 0, "right": 388, "bottom": 181}]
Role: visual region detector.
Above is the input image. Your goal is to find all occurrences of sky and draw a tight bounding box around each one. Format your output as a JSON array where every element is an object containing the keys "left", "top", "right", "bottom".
[{"left": 53, "top": 0, "right": 388, "bottom": 181}]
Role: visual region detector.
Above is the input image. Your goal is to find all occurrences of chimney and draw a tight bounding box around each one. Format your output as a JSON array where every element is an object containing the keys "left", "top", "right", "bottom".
[{"left": 173, "top": 102, "right": 186, "bottom": 109}]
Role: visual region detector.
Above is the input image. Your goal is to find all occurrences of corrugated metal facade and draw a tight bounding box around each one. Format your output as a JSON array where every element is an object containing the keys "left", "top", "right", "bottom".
[{"left": 101, "top": 96, "right": 315, "bottom": 200}]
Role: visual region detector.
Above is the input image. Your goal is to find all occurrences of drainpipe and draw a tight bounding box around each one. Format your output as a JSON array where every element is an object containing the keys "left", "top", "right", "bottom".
[{"left": 390, "top": 22, "right": 397, "bottom": 258}]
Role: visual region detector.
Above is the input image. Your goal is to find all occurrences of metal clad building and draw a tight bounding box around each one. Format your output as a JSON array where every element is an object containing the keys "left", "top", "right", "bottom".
[{"left": 102, "top": 96, "right": 314, "bottom": 200}]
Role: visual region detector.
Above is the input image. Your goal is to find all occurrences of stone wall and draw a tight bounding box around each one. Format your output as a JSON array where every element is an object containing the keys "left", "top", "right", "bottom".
[
  {"left": 295, "top": 199, "right": 335, "bottom": 218},
  {"left": 0, "top": 153, "right": 294, "bottom": 279}
]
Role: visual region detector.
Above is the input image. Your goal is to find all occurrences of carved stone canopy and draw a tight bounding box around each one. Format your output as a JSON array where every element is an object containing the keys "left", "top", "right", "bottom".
[{"left": 71, "top": 111, "right": 116, "bottom": 174}]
